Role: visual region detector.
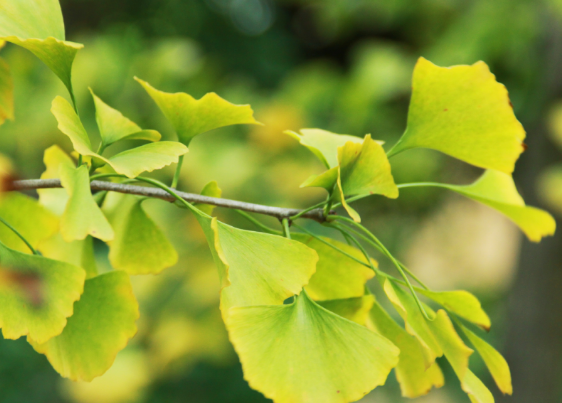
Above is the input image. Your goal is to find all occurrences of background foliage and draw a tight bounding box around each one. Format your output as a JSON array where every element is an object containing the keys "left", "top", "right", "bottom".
[{"left": 1, "top": 0, "right": 561, "bottom": 402}]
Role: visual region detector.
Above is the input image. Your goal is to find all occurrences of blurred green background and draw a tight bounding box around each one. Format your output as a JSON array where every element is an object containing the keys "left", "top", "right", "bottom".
[{"left": 1, "top": 0, "right": 562, "bottom": 402}]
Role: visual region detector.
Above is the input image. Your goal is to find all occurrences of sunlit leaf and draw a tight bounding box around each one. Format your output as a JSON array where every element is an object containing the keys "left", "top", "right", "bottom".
[
  {"left": 109, "top": 197, "right": 178, "bottom": 275},
  {"left": 90, "top": 89, "right": 161, "bottom": 147},
  {"left": 461, "top": 325, "right": 512, "bottom": 395},
  {"left": 38, "top": 145, "right": 75, "bottom": 216},
  {"left": 389, "top": 57, "right": 525, "bottom": 174},
  {"left": 52, "top": 96, "right": 188, "bottom": 178},
  {"left": 0, "top": 56, "right": 13, "bottom": 126},
  {"left": 31, "top": 271, "right": 139, "bottom": 381},
  {"left": 0, "top": 0, "right": 83, "bottom": 97},
  {"left": 300, "top": 167, "right": 339, "bottom": 190},
  {"left": 318, "top": 294, "right": 375, "bottom": 325},
  {"left": 194, "top": 181, "right": 222, "bottom": 215},
  {"left": 292, "top": 233, "right": 374, "bottom": 301},
  {"left": 40, "top": 234, "right": 98, "bottom": 279},
  {"left": 0, "top": 192, "right": 58, "bottom": 253},
  {"left": 135, "top": 77, "right": 260, "bottom": 146},
  {"left": 439, "top": 170, "right": 556, "bottom": 242},
  {"left": 368, "top": 298, "right": 444, "bottom": 398},
  {"left": 60, "top": 164, "right": 114, "bottom": 242},
  {"left": 227, "top": 291, "right": 399, "bottom": 403},
  {"left": 383, "top": 279, "right": 442, "bottom": 367},
  {"left": 105, "top": 142, "right": 188, "bottom": 179},
  {"left": 285, "top": 128, "right": 365, "bottom": 169},
  {"left": 0, "top": 241, "right": 85, "bottom": 343},
  {"left": 194, "top": 211, "right": 317, "bottom": 316},
  {"left": 418, "top": 289, "right": 491, "bottom": 330}
]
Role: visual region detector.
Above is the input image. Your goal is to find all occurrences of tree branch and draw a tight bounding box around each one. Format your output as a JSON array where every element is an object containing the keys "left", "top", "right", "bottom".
[{"left": 12, "top": 179, "right": 330, "bottom": 223}]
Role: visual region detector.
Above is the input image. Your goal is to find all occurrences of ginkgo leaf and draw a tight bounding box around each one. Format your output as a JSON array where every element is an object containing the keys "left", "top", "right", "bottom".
[
  {"left": 30, "top": 271, "right": 139, "bottom": 381},
  {"left": 193, "top": 181, "right": 222, "bottom": 215},
  {"left": 388, "top": 57, "right": 525, "bottom": 174},
  {"left": 60, "top": 164, "right": 114, "bottom": 242},
  {"left": 90, "top": 89, "right": 161, "bottom": 147},
  {"left": 108, "top": 197, "right": 178, "bottom": 275},
  {"left": 286, "top": 129, "right": 365, "bottom": 169},
  {"left": 417, "top": 289, "right": 491, "bottom": 330},
  {"left": 383, "top": 279, "right": 442, "bottom": 367},
  {"left": 368, "top": 298, "right": 444, "bottom": 398},
  {"left": 227, "top": 291, "right": 399, "bottom": 403},
  {"left": 0, "top": 241, "right": 85, "bottom": 343},
  {"left": 429, "top": 170, "right": 556, "bottom": 242},
  {"left": 40, "top": 234, "right": 98, "bottom": 279},
  {"left": 135, "top": 77, "right": 261, "bottom": 146},
  {"left": 461, "top": 324, "right": 512, "bottom": 395},
  {"left": 193, "top": 210, "right": 317, "bottom": 316},
  {"left": 51, "top": 96, "right": 188, "bottom": 178},
  {"left": 0, "top": 0, "right": 83, "bottom": 98},
  {"left": 105, "top": 142, "right": 188, "bottom": 179},
  {"left": 292, "top": 233, "right": 374, "bottom": 301},
  {"left": 38, "top": 145, "right": 75, "bottom": 216},
  {"left": 318, "top": 294, "right": 375, "bottom": 325},
  {"left": 0, "top": 192, "right": 58, "bottom": 253},
  {"left": 0, "top": 56, "right": 14, "bottom": 126},
  {"left": 426, "top": 310, "right": 493, "bottom": 403}
]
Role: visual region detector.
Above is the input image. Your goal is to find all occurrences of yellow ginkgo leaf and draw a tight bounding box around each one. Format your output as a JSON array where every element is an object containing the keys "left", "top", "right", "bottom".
[{"left": 389, "top": 57, "right": 525, "bottom": 174}]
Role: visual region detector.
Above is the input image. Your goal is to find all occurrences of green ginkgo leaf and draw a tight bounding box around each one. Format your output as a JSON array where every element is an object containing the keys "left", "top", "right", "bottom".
[
  {"left": 0, "top": 192, "right": 58, "bottom": 253},
  {"left": 193, "top": 210, "right": 317, "bottom": 316},
  {"left": 0, "top": 56, "right": 14, "bottom": 126},
  {"left": 51, "top": 96, "right": 188, "bottom": 178},
  {"left": 318, "top": 294, "right": 375, "bottom": 325},
  {"left": 40, "top": 234, "right": 98, "bottom": 279},
  {"left": 227, "top": 291, "right": 399, "bottom": 403},
  {"left": 461, "top": 324, "right": 512, "bottom": 395},
  {"left": 0, "top": 241, "right": 85, "bottom": 343},
  {"left": 418, "top": 289, "right": 491, "bottom": 330},
  {"left": 292, "top": 233, "right": 374, "bottom": 301},
  {"left": 285, "top": 129, "right": 366, "bottom": 169},
  {"left": 368, "top": 298, "right": 444, "bottom": 398},
  {"left": 383, "top": 279, "right": 442, "bottom": 367},
  {"left": 135, "top": 77, "right": 261, "bottom": 146},
  {"left": 30, "top": 271, "right": 139, "bottom": 381},
  {"left": 90, "top": 89, "right": 161, "bottom": 147},
  {"left": 429, "top": 170, "right": 556, "bottom": 242},
  {"left": 109, "top": 197, "right": 178, "bottom": 275},
  {"left": 193, "top": 181, "right": 222, "bottom": 215},
  {"left": 0, "top": 0, "right": 83, "bottom": 99},
  {"left": 60, "top": 164, "right": 114, "bottom": 242},
  {"left": 38, "top": 145, "right": 75, "bottom": 216},
  {"left": 388, "top": 57, "right": 525, "bottom": 174}
]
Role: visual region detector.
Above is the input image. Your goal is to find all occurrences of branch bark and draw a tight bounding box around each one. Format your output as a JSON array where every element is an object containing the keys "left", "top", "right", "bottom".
[{"left": 11, "top": 179, "right": 329, "bottom": 223}]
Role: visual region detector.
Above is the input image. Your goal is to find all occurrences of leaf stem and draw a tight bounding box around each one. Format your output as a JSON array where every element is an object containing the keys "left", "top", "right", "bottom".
[
  {"left": 0, "top": 216, "right": 38, "bottom": 255},
  {"left": 171, "top": 155, "right": 184, "bottom": 189},
  {"left": 234, "top": 210, "right": 282, "bottom": 235},
  {"left": 290, "top": 200, "right": 328, "bottom": 221},
  {"left": 282, "top": 218, "right": 291, "bottom": 239}
]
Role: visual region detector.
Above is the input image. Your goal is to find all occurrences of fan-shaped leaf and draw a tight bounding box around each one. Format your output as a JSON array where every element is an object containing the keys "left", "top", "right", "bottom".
[
  {"left": 193, "top": 181, "right": 222, "bottom": 215},
  {"left": 418, "top": 289, "right": 491, "bottom": 330},
  {"left": 461, "top": 325, "right": 512, "bottom": 395},
  {"left": 292, "top": 233, "right": 374, "bottom": 301},
  {"left": 0, "top": 192, "right": 58, "bottom": 253},
  {"left": 0, "top": 0, "right": 83, "bottom": 97},
  {"left": 40, "top": 234, "right": 98, "bottom": 279},
  {"left": 60, "top": 164, "right": 114, "bottom": 242},
  {"left": 30, "top": 271, "right": 139, "bottom": 381},
  {"left": 227, "top": 291, "right": 399, "bottom": 403},
  {"left": 90, "top": 89, "right": 161, "bottom": 147},
  {"left": 0, "top": 56, "right": 13, "bottom": 126},
  {"left": 109, "top": 197, "right": 178, "bottom": 275},
  {"left": 389, "top": 57, "right": 525, "bottom": 174},
  {"left": 368, "top": 298, "right": 444, "bottom": 398},
  {"left": 135, "top": 77, "right": 260, "bottom": 146},
  {"left": 436, "top": 170, "right": 555, "bottom": 242},
  {"left": 0, "top": 241, "right": 85, "bottom": 343},
  {"left": 51, "top": 96, "right": 92, "bottom": 155},
  {"left": 318, "top": 294, "right": 375, "bottom": 325},
  {"left": 38, "top": 145, "right": 74, "bottom": 216},
  {"left": 194, "top": 211, "right": 317, "bottom": 317}
]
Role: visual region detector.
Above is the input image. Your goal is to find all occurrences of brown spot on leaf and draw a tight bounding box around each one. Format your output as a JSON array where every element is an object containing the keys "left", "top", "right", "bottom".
[
  {"left": 443, "top": 108, "right": 448, "bottom": 112},
  {"left": 337, "top": 391, "right": 340, "bottom": 394},
  {"left": 522, "top": 143, "right": 528, "bottom": 152}
]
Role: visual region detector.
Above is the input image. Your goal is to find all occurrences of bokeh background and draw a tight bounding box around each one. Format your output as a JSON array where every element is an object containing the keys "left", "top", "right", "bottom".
[{"left": 1, "top": 0, "right": 562, "bottom": 402}]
